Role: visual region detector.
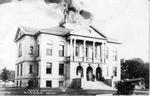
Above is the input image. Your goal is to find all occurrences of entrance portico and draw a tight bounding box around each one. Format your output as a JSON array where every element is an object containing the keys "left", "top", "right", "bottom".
[
  {"left": 67, "top": 31, "right": 109, "bottom": 88},
  {"left": 68, "top": 37, "right": 106, "bottom": 63}
]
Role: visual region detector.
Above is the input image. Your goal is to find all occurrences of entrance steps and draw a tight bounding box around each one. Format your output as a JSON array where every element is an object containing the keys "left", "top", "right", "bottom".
[{"left": 82, "top": 81, "right": 116, "bottom": 90}]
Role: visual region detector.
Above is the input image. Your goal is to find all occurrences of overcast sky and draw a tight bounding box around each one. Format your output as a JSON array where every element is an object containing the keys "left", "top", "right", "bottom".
[{"left": 0, "top": 0, "right": 149, "bottom": 70}]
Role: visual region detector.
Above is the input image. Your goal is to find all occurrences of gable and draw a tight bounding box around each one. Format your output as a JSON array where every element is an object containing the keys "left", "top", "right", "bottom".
[
  {"left": 14, "top": 26, "right": 38, "bottom": 42},
  {"left": 70, "top": 26, "right": 107, "bottom": 39},
  {"left": 14, "top": 27, "right": 25, "bottom": 42}
]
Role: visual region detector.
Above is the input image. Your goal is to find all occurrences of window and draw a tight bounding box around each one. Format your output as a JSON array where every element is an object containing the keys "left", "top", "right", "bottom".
[
  {"left": 86, "top": 46, "right": 92, "bottom": 58},
  {"left": 46, "top": 44, "right": 52, "bottom": 55},
  {"left": 95, "top": 46, "right": 98, "bottom": 58},
  {"left": 75, "top": 45, "right": 79, "bottom": 57},
  {"left": 88, "top": 46, "right": 92, "bottom": 58},
  {"left": 85, "top": 47, "right": 88, "bottom": 57},
  {"left": 106, "top": 47, "right": 109, "bottom": 59},
  {"left": 29, "top": 65, "right": 33, "bottom": 74},
  {"left": 59, "top": 45, "right": 64, "bottom": 56},
  {"left": 28, "top": 80, "right": 33, "bottom": 88},
  {"left": 46, "top": 81, "right": 52, "bottom": 87},
  {"left": 37, "top": 44, "right": 40, "bottom": 57},
  {"left": 20, "top": 81, "right": 22, "bottom": 87},
  {"left": 69, "top": 11, "right": 76, "bottom": 23},
  {"left": 59, "top": 63, "right": 64, "bottom": 75},
  {"left": 113, "top": 67, "right": 117, "bottom": 76},
  {"left": 17, "top": 65, "right": 19, "bottom": 76},
  {"left": 18, "top": 44, "right": 22, "bottom": 57},
  {"left": 59, "top": 81, "right": 64, "bottom": 87},
  {"left": 46, "top": 62, "right": 52, "bottom": 74},
  {"left": 29, "top": 46, "right": 34, "bottom": 55},
  {"left": 16, "top": 81, "right": 19, "bottom": 87},
  {"left": 113, "top": 48, "right": 117, "bottom": 61},
  {"left": 107, "top": 67, "right": 109, "bottom": 76},
  {"left": 20, "top": 64, "right": 22, "bottom": 76}
]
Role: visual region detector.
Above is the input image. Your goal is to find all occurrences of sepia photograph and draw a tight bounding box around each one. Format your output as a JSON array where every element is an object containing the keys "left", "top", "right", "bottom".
[{"left": 0, "top": 0, "right": 149, "bottom": 95}]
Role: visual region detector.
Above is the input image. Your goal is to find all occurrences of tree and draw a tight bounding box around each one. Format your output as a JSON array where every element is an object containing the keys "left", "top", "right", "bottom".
[
  {"left": 121, "top": 58, "right": 144, "bottom": 79},
  {"left": 139, "top": 62, "right": 149, "bottom": 89},
  {"left": 0, "top": 67, "right": 10, "bottom": 85},
  {"left": 121, "top": 58, "right": 149, "bottom": 88}
]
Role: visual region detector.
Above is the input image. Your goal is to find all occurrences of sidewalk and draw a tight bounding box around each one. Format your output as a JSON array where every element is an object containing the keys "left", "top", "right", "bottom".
[{"left": 0, "top": 87, "right": 149, "bottom": 95}]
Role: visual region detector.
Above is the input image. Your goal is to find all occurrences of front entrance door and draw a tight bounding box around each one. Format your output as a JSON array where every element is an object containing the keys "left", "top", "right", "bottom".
[
  {"left": 86, "top": 66, "right": 93, "bottom": 81},
  {"left": 96, "top": 67, "right": 102, "bottom": 81},
  {"left": 76, "top": 66, "right": 83, "bottom": 78}
]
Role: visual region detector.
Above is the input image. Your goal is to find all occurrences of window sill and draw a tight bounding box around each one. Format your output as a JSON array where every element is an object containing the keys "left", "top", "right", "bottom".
[
  {"left": 59, "top": 56, "right": 65, "bottom": 57},
  {"left": 59, "top": 74, "right": 64, "bottom": 76}
]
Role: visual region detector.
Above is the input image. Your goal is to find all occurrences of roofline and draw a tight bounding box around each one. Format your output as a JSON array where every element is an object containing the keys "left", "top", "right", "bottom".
[
  {"left": 14, "top": 25, "right": 121, "bottom": 44},
  {"left": 36, "top": 30, "right": 69, "bottom": 37},
  {"left": 14, "top": 26, "right": 35, "bottom": 42},
  {"left": 67, "top": 34, "right": 107, "bottom": 40},
  {"left": 14, "top": 34, "right": 34, "bottom": 42},
  {"left": 90, "top": 25, "right": 107, "bottom": 38},
  {"left": 107, "top": 40, "right": 122, "bottom": 44}
]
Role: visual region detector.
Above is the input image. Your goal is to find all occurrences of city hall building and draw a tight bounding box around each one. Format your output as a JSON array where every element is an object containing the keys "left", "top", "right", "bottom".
[{"left": 14, "top": 24, "right": 121, "bottom": 89}]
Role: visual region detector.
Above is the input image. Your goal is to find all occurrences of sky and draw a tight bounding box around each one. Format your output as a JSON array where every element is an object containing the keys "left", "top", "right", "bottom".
[{"left": 0, "top": 0, "right": 149, "bottom": 70}]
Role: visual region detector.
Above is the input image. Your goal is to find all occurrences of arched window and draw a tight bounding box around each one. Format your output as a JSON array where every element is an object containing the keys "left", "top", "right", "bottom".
[
  {"left": 86, "top": 66, "right": 93, "bottom": 81},
  {"left": 76, "top": 66, "right": 83, "bottom": 78},
  {"left": 59, "top": 41, "right": 65, "bottom": 57},
  {"left": 29, "top": 46, "right": 34, "bottom": 55},
  {"left": 46, "top": 40, "right": 53, "bottom": 56},
  {"left": 96, "top": 67, "right": 102, "bottom": 81}
]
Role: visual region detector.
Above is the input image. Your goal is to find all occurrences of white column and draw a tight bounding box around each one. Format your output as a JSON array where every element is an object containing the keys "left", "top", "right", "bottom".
[
  {"left": 73, "top": 39, "right": 76, "bottom": 60},
  {"left": 103, "top": 43, "right": 106, "bottom": 63},
  {"left": 101, "top": 43, "right": 103, "bottom": 63},
  {"left": 83, "top": 40, "right": 86, "bottom": 62},
  {"left": 101, "top": 42, "right": 105, "bottom": 63},
  {"left": 18, "top": 64, "right": 20, "bottom": 77},
  {"left": 82, "top": 65, "right": 87, "bottom": 88},
  {"left": 70, "top": 38, "right": 73, "bottom": 61},
  {"left": 93, "top": 42, "right": 95, "bottom": 62}
]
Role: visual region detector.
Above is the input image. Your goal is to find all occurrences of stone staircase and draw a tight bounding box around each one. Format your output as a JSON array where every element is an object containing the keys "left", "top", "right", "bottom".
[{"left": 82, "top": 81, "right": 116, "bottom": 90}]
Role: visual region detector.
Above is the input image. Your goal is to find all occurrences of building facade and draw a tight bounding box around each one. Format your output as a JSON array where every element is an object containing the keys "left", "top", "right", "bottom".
[{"left": 14, "top": 25, "right": 121, "bottom": 89}]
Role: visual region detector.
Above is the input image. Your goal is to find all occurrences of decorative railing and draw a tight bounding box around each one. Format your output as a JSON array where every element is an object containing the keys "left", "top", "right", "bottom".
[
  {"left": 86, "top": 57, "right": 93, "bottom": 62},
  {"left": 65, "top": 56, "right": 103, "bottom": 63},
  {"left": 74, "top": 57, "right": 84, "bottom": 62}
]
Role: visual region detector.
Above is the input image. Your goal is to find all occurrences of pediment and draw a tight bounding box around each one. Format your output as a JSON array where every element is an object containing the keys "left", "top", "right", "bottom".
[
  {"left": 14, "top": 27, "right": 25, "bottom": 42},
  {"left": 70, "top": 26, "right": 107, "bottom": 39}
]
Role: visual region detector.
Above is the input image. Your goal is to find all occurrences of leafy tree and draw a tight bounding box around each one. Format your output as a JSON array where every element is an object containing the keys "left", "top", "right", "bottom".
[
  {"left": 121, "top": 58, "right": 144, "bottom": 79},
  {"left": 139, "top": 62, "right": 149, "bottom": 89},
  {"left": 0, "top": 67, "right": 10, "bottom": 84},
  {"left": 121, "top": 58, "right": 149, "bottom": 89}
]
